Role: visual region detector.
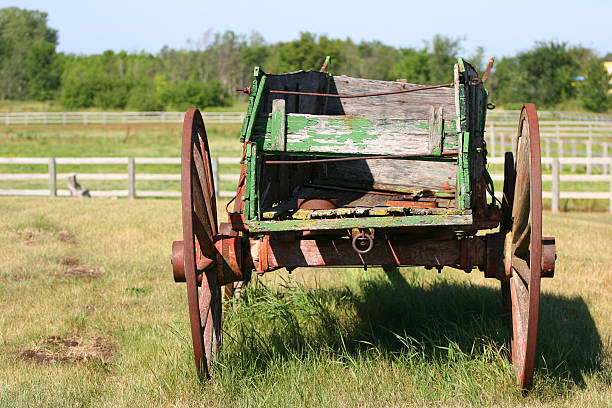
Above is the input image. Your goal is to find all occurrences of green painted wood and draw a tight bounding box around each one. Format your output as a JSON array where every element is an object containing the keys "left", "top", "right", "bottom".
[
  {"left": 260, "top": 114, "right": 458, "bottom": 156},
  {"left": 455, "top": 60, "right": 471, "bottom": 210},
  {"left": 243, "top": 142, "right": 253, "bottom": 218},
  {"left": 244, "top": 75, "right": 266, "bottom": 143},
  {"left": 246, "top": 213, "right": 473, "bottom": 233},
  {"left": 240, "top": 78, "right": 258, "bottom": 143},
  {"left": 249, "top": 143, "right": 257, "bottom": 220},
  {"left": 270, "top": 99, "right": 286, "bottom": 151}
]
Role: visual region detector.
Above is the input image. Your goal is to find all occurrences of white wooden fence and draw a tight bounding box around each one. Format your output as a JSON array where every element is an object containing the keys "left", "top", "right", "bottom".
[
  {"left": 0, "top": 157, "right": 240, "bottom": 198},
  {"left": 1, "top": 156, "right": 611, "bottom": 213},
  {"left": 1, "top": 110, "right": 611, "bottom": 126},
  {"left": 0, "top": 111, "right": 245, "bottom": 125}
]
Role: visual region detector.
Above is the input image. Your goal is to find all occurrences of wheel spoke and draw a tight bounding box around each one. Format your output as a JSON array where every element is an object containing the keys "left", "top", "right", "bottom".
[
  {"left": 512, "top": 121, "right": 531, "bottom": 255},
  {"left": 192, "top": 143, "right": 217, "bottom": 237},
  {"left": 511, "top": 255, "right": 531, "bottom": 287},
  {"left": 191, "top": 172, "right": 216, "bottom": 255}
]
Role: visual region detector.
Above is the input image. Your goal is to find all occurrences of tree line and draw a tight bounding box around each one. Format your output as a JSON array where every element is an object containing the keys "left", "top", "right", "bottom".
[{"left": 0, "top": 7, "right": 610, "bottom": 112}]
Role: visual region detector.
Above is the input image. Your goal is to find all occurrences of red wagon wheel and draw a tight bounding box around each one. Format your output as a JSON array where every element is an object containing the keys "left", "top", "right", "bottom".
[
  {"left": 181, "top": 109, "right": 222, "bottom": 379},
  {"left": 500, "top": 103, "right": 543, "bottom": 390}
]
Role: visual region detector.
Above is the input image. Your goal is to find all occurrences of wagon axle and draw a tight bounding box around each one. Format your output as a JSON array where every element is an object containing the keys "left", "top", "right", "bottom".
[{"left": 172, "top": 232, "right": 555, "bottom": 284}]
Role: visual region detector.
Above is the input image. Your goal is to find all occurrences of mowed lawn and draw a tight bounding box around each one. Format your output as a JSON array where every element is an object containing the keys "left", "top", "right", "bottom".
[{"left": 0, "top": 196, "right": 610, "bottom": 407}]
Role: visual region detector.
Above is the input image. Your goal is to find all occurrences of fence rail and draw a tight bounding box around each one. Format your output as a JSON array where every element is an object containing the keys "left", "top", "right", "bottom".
[
  {"left": 2, "top": 110, "right": 612, "bottom": 126},
  {"left": 1, "top": 156, "right": 611, "bottom": 213},
  {"left": 0, "top": 111, "right": 245, "bottom": 125}
]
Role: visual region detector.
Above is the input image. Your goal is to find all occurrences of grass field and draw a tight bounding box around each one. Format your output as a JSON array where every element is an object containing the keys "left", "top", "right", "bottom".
[{"left": 0, "top": 197, "right": 610, "bottom": 407}]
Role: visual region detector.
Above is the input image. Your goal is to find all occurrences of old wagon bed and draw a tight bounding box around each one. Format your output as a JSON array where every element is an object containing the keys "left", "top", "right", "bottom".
[{"left": 237, "top": 62, "right": 481, "bottom": 232}]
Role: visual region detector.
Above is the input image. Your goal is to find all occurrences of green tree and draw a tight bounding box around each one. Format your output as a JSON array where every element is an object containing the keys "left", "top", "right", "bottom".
[
  {"left": 277, "top": 32, "right": 324, "bottom": 72},
  {"left": 0, "top": 7, "right": 58, "bottom": 99},
  {"left": 389, "top": 48, "right": 430, "bottom": 83},
  {"left": 492, "top": 42, "right": 577, "bottom": 108},
  {"left": 580, "top": 59, "right": 610, "bottom": 112},
  {"left": 25, "top": 42, "right": 61, "bottom": 100},
  {"left": 427, "top": 35, "right": 463, "bottom": 83}
]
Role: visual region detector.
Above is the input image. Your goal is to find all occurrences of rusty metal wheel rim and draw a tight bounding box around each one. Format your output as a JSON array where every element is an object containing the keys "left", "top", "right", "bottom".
[
  {"left": 181, "top": 108, "right": 221, "bottom": 379},
  {"left": 501, "top": 103, "right": 543, "bottom": 390}
]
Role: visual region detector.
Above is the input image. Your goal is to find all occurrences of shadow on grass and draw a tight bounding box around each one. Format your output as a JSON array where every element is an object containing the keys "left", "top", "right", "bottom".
[{"left": 222, "top": 267, "right": 603, "bottom": 389}]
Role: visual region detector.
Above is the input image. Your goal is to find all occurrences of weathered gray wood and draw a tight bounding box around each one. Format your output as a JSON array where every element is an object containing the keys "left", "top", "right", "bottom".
[
  {"left": 326, "top": 75, "right": 455, "bottom": 120},
  {"left": 270, "top": 99, "right": 286, "bottom": 151},
  {"left": 462, "top": 60, "right": 488, "bottom": 214},
  {"left": 428, "top": 106, "right": 443, "bottom": 155},
  {"left": 314, "top": 159, "right": 456, "bottom": 192}
]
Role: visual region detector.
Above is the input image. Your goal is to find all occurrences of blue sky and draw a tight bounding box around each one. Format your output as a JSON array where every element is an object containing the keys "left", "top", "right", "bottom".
[{"left": 2, "top": 0, "right": 610, "bottom": 57}]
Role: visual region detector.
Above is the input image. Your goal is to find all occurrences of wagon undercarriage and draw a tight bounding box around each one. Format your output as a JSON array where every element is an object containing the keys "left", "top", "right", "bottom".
[{"left": 170, "top": 58, "right": 557, "bottom": 390}]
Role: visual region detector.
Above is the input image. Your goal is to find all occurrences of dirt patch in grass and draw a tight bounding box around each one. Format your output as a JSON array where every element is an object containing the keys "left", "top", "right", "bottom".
[
  {"left": 0, "top": 273, "right": 28, "bottom": 281},
  {"left": 13, "top": 229, "right": 39, "bottom": 245},
  {"left": 61, "top": 257, "right": 80, "bottom": 267},
  {"left": 11, "top": 228, "right": 76, "bottom": 245},
  {"left": 58, "top": 257, "right": 105, "bottom": 277},
  {"left": 19, "top": 334, "right": 115, "bottom": 364},
  {"left": 84, "top": 302, "right": 131, "bottom": 313},
  {"left": 57, "top": 230, "right": 77, "bottom": 244},
  {"left": 64, "top": 265, "right": 105, "bottom": 278}
]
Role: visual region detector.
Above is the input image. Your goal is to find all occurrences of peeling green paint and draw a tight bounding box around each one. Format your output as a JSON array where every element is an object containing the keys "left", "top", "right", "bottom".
[
  {"left": 247, "top": 214, "right": 474, "bottom": 233},
  {"left": 244, "top": 75, "right": 266, "bottom": 144},
  {"left": 259, "top": 114, "right": 460, "bottom": 156}
]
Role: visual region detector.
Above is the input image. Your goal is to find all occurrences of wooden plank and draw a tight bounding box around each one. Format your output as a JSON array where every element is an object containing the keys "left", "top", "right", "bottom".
[
  {"left": 463, "top": 60, "right": 487, "bottom": 215},
  {"left": 326, "top": 75, "right": 455, "bottom": 120},
  {"left": 429, "top": 106, "right": 443, "bottom": 155},
  {"left": 270, "top": 99, "right": 286, "bottom": 151},
  {"left": 314, "top": 158, "right": 456, "bottom": 192},
  {"left": 247, "top": 213, "right": 473, "bottom": 233},
  {"left": 263, "top": 114, "right": 458, "bottom": 155}
]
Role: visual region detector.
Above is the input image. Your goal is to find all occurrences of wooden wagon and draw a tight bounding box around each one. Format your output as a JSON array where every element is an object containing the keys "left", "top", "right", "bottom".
[{"left": 171, "top": 58, "right": 557, "bottom": 389}]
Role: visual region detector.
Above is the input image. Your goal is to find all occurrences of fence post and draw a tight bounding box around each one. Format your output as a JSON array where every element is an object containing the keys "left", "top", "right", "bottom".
[
  {"left": 211, "top": 157, "right": 219, "bottom": 197},
  {"left": 571, "top": 140, "right": 576, "bottom": 173},
  {"left": 488, "top": 124, "right": 496, "bottom": 156},
  {"left": 49, "top": 158, "right": 57, "bottom": 197},
  {"left": 609, "top": 158, "right": 612, "bottom": 214},
  {"left": 550, "top": 157, "right": 559, "bottom": 212},
  {"left": 586, "top": 135, "right": 592, "bottom": 175},
  {"left": 604, "top": 143, "right": 609, "bottom": 175},
  {"left": 128, "top": 157, "right": 135, "bottom": 199},
  {"left": 500, "top": 133, "right": 506, "bottom": 156}
]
